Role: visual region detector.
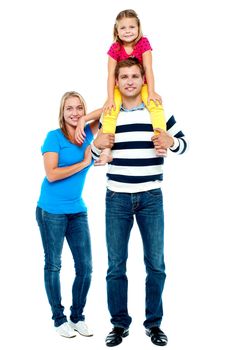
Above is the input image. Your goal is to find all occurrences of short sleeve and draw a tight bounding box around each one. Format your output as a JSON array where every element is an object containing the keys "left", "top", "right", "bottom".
[
  {"left": 137, "top": 37, "right": 153, "bottom": 54},
  {"left": 41, "top": 130, "right": 60, "bottom": 154},
  {"left": 107, "top": 42, "right": 120, "bottom": 61},
  {"left": 84, "top": 124, "right": 94, "bottom": 144}
]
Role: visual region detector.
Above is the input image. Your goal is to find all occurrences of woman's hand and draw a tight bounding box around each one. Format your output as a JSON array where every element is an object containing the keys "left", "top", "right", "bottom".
[{"left": 75, "top": 116, "right": 86, "bottom": 144}]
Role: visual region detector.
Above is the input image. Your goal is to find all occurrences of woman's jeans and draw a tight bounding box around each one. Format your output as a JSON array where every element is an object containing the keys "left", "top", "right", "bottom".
[
  {"left": 105, "top": 188, "right": 166, "bottom": 329},
  {"left": 36, "top": 207, "right": 92, "bottom": 327}
]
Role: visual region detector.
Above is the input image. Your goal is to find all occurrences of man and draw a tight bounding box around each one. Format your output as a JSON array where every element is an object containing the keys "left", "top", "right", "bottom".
[{"left": 92, "top": 57, "right": 187, "bottom": 347}]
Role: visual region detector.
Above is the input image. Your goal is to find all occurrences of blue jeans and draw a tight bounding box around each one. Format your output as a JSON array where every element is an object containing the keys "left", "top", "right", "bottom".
[
  {"left": 105, "top": 188, "right": 166, "bottom": 329},
  {"left": 36, "top": 207, "right": 92, "bottom": 327}
]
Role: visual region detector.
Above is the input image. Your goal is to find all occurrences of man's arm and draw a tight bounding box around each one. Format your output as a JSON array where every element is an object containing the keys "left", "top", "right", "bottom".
[
  {"left": 91, "top": 129, "right": 115, "bottom": 160},
  {"left": 151, "top": 115, "right": 188, "bottom": 155}
]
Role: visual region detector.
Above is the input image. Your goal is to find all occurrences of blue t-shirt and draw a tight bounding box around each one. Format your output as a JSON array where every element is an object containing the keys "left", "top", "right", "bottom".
[{"left": 37, "top": 125, "right": 93, "bottom": 214}]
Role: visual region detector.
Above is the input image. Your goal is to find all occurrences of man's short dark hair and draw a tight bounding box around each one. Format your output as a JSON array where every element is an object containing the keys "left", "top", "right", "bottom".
[{"left": 115, "top": 57, "right": 145, "bottom": 80}]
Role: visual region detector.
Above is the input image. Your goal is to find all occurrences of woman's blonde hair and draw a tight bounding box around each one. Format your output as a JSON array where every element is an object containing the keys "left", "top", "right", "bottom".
[
  {"left": 113, "top": 9, "right": 143, "bottom": 45},
  {"left": 58, "top": 91, "right": 87, "bottom": 139}
]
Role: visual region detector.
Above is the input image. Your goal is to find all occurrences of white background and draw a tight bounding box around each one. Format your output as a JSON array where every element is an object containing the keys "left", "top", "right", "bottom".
[{"left": 0, "top": 0, "right": 232, "bottom": 349}]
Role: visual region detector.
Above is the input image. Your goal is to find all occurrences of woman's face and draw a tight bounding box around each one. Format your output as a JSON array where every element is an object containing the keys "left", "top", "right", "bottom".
[{"left": 63, "top": 96, "right": 84, "bottom": 127}]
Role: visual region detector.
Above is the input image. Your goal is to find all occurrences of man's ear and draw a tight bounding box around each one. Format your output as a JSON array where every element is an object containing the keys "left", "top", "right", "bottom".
[{"left": 115, "top": 79, "right": 119, "bottom": 87}]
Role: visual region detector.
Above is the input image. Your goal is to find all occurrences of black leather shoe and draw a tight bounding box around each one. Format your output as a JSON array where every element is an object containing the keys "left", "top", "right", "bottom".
[
  {"left": 146, "top": 327, "right": 168, "bottom": 346},
  {"left": 105, "top": 327, "right": 129, "bottom": 347}
]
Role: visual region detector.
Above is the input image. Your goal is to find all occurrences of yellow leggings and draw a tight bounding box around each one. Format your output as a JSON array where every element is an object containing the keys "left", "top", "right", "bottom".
[{"left": 102, "top": 84, "right": 166, "bottom": 134}]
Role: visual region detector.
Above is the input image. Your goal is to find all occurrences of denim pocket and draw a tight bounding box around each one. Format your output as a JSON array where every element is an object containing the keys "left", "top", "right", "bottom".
[
  {"left": 146, "top": 188, "right": 162, "bottom": 199},
  {"left": 106, "top": 189, "right": 117, "bottom": 199}
]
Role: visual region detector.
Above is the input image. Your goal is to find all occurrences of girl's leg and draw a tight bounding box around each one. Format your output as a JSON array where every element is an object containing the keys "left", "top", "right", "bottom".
[
  {"left": 141, "top": 84, "right": 166, "bottom": 133},
  {"left": 102, "top": 87, "right": 122, "bottom": 134},
  {"left": 98, "top": 87, "right": 122, "bottom": 165}
]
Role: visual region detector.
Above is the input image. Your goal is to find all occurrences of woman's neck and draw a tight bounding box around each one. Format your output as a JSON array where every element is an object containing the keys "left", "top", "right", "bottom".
[{"left": 66, "top": 124, "right": 76, "bottom": 143}]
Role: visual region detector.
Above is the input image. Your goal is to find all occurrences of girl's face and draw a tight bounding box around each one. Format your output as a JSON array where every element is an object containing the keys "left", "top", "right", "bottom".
[
  {"left": 117, "top": 17, "right": 139, "bottom": 44},
  {"left": 63, "top": 96, "right": 84, "bottom": 128}
]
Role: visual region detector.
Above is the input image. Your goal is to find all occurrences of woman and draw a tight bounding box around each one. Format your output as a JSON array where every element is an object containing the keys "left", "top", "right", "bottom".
[{"left": 36, "top": 91, "right": 101, "bottom": 338}]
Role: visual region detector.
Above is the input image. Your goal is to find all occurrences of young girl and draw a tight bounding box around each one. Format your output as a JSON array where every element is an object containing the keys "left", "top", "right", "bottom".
[
  {"left": 99, "top": 9, "right": 166, "bottom": 164},
  {"left": 75, "top": 9, "right": 166, "bottom": 163}
]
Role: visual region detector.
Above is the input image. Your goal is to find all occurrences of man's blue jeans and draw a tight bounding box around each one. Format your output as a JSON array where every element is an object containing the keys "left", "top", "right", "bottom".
[
  {"left": 36, "top": 207, "right": 92, "bottom": 327},
  {"left": 105, "top": 188, "right": 166, "bottom": 329}
]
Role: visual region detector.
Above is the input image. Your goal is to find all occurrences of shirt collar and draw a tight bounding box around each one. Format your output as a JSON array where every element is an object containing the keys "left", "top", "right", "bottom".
[{"left": 120, "top": 102, "right": 145, "bottom": 112}]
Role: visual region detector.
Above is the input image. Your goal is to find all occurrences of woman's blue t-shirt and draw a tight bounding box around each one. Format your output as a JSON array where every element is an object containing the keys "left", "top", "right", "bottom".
[{"left": 37, "top": 125, "right": 93, "bottom": 214}]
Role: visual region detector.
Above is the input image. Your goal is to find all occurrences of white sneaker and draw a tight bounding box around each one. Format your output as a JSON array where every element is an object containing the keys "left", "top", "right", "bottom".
[
  {"left": 69, "top": 320, "right": 93, "bottom": 336},
  {"left": 56, "top": 322, "right": 76, "bottom": 338}
]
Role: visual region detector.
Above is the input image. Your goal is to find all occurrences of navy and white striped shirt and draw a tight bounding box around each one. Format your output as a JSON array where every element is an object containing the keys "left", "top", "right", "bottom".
[{"left": 92, "top": 105, "right": 187, "bottom": 193}]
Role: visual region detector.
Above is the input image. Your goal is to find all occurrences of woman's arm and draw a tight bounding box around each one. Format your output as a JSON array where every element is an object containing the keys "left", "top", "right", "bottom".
[
  {"left": 89, "top": 120, "right": 100, "bottom": 136},
  {"left": 44, "top": 147, "right": 92, "bottom": 182},
  {"left": 151, "top": 115, "right": 188, "bottom": 155},
  {"left": 84, "top": 108, "right": 103, "bottom": 123},
  {"left": 75, "top": 108, "right": 103, "bottom": 143}
]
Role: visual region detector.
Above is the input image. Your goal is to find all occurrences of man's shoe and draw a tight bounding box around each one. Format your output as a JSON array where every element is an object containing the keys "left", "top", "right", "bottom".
[
  {"left": 105, "top": 327, "right": 129, "bottom": 347},
  {"left": 56, "top": 322, "right": 76, "bottom": 338},
  {"left": 146, "top": 327, "right": 168, "bottom": 346},
  {"left": 69, "top": 320, "right": 93, "bottom": 336}
]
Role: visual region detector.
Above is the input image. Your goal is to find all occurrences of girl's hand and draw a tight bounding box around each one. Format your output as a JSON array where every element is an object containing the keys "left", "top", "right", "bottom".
[
  {"left": 103, "top": 98, "right": 116, "bottom": 114},
  {"left": 148, "top": 91, "right": 162, "bottom": 106},
  {"left": 75, "top": 116, "right": 86, "bottom": 144}
]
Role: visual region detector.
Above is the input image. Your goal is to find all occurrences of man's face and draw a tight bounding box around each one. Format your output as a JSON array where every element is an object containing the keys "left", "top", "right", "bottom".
[{"left": 116, "top": 65, "right": 144, "bottom": 98}]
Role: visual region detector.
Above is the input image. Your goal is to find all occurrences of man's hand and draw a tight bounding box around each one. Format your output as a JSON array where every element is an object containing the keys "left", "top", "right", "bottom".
[
  {"left": 93, "top": 129, "right": 115, "bottom": 150},
  {"left": 151, "top": 128, "right": 174, "bottom": 154}
]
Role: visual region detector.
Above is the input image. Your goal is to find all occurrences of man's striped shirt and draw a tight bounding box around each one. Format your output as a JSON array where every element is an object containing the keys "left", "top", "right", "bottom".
[{"left": 91, "top": 107, "right": 187, "bottom": 193}]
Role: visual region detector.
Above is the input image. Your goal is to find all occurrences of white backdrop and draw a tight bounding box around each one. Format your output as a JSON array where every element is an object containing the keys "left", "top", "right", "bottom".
[{"left": 1, "top": 0, "right": 232, "bottom": 349}]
